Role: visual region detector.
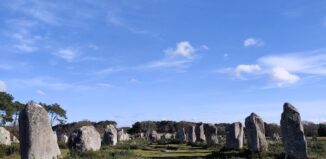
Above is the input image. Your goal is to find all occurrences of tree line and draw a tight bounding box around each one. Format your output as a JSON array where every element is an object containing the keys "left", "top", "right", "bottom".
[{"left": 0, "top": 92, "right": 67, "bottom": 126}]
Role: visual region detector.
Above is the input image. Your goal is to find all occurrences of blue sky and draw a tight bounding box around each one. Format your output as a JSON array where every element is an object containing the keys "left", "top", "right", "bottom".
[{"left": 1, "top": 0, "right": 326, "bottom": 126}]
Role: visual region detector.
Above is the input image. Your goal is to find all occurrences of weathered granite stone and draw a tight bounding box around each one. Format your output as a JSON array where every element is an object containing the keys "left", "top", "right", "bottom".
[
  {"left": 271, "top": 133, "right": 280, "bottom": 141},
  {"left": 149, "top": 130, "right": 158, "bottom": 142},
  {"left": 195, "top": 123, "right": 206, "bottom": 143},
  {"left": 117, "top": 129, "right": 130, "bottom": 142},
  {"left": 245, "top": 113, "right": 268, "bottom": 152},
  {"left": 176, "top": 127, "right": 187, "bottom": 143},
  {"left": 12, "top": 136, "right": 20, "bottom": 144},
  {"left": 225, "top": 122, "right": 244, "bottom": 149},
  {"left": 163, "top": 133, "right": 173, "bottom": 140},
  {"left": 204, "top": 124, "right": 219, "bottom": 145},
  {"left": 19, "top": 102, "right": 61, "bottom": 159},
  {"left": 281, "top": 103, "right": 307, "bottom": 159},
  {"left": 68, "top": 126, "right": 101, "bottom": 152},
  {"left": 58, "top": 134, "right": 69, "bottom": 143},
  {"left": 0, "top": 127, "right": 11, "bottom": 145},
  {"left": 103, "top": 124, "right": 117, "bottom": 146},
  {"left": 187, "top": 125, "right": 196, "bottom": 143}
]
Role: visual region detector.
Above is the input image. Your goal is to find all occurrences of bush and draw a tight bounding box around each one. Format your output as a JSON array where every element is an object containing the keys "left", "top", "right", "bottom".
[
  {"left": 0, "top": 144, "right": 20, "bottom": 157},
  {"left": 318, "top": 124, "right": 326, "bottom": 137}
]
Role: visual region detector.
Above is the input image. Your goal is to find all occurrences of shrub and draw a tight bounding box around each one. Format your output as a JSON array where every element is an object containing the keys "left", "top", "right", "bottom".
[{"left": 0, "top": 144, "right": 20, "bottom": 157}]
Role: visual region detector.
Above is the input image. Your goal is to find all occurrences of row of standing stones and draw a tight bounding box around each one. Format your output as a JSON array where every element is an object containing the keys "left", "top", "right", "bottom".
[{"left": 3, "top": 102, "right": 306, "bottom": 159}]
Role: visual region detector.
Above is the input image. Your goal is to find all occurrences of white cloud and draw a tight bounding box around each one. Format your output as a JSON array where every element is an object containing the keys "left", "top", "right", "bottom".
[
  {"left": 36, "top": 89, "right": 46, "bottom": 96},
  {"left": 57, "top": 49, "right": 77, "bottom": 62},
  {"left": 165, "top": 41, "right": 195, "bottom": 58},
  {"left": 270, "top": 67, "right": 300, "bottom": 86},
  {"left": 235, "top": 64, "right": 261, "bottom": 78},
  {"left": 258, "top": 51, "right": 326, "bottom": 75},
  {"left": 0, "top": 81, "right": 7, "bottom": 92},
  {"left": 244, "top": 38, "right": 264, "bottom": 47}
]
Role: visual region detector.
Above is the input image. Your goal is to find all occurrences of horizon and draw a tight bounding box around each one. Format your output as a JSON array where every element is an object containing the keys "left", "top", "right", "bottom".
[{"left": 1, "top": 0, "right": 326, "bottom": 127}]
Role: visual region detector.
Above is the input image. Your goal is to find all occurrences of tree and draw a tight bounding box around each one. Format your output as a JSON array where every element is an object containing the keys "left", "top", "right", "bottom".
[
  {"left": 40, "top": 103, "right": 67, "bottom": 126},
  {"left": 318, "top": 124, "right": 326, "bottom": 137},
  {"left": 0, "top": 92, "right": 15, "bottom": 125},
  {"left": 12, "top": 101, "right": 24, "bottom": 127}
]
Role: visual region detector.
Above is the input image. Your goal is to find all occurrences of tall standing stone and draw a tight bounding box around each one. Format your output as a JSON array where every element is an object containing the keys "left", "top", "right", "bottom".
[
  {"left": 19, "top": 102, "right": 61, "bottom": 159},
  {"left": 68, "top": 126, "right": 101, "bottom": 152},
  {"left": 103, "top": 124, "right": 117, "bottom": 146},
  {"left": 0, "top": 127, "right": 11, "bottom": 145},
  {"left": 281, "top": 103, "right": 307, "bottom": 159},
  {"left": 245, "top": 113, "right": 268, "bottom": 152},
  {"left": 195, "top": 123, "right": 206, "bottom": 143},
  {"left": 187, "top": 125, "right": 196, "bottom": 143},
  {"left": 176, "top": 127, "right": 187, "bottom": 143},
  {"left": 225, "top": 122, "right": 244, "bottom": 149},
  {"left": 204, "top": 124, "right": 219, "bottom": 145}
]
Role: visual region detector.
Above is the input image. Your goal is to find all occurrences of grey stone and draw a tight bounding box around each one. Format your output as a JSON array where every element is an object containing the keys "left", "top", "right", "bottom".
[
  {"left": 68, "top": 126, "right": 101, "bottom": 152},
  {"left": 176, "top": 127, "right": 187, "bottom": 143},
  {"left": 187, "top": 125, "right": 196, "bottom": 143},
  {"left": 245, "top": 113, "right": 268, "bottom": 152},
  {"left": 271, "top": 133, "right": 280, "bottom": 141},
  {"left": 19, "top": 102, "right": 61, "bottom": 159},
  {"left": 0, "top": 127, "right": 11, "bottom": 145},
  {"left": 281, "top": 103, "right": 307, "bottom": 159},
  {"left": 12, "top": 136, "right": 20, "bottom": 144},
  {"left": 163, "top": 133, "right": 173, "bottom": 140},
  {"left": 225, "top": 122, "right": 244, "bottom": 149},
  {"left": 204, "top": 124, "right": 219, "bottom": 145},
  {"left": 149, "top": 130, "right": 158, "bottom": 142},
  {"left": 195, "top": 123, "right": 206, "bottom": 143},
  {"left": 117, "top": 129, "right": 130, "bottom": 142},
  {"left": 58, "top": 134, "right": 69, "bottom": 143},
  {"left": 103, "top": 124, "right": 117, "bottom": 146}
]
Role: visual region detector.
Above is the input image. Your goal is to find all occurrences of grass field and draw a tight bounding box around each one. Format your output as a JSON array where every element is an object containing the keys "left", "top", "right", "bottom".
[{"left": 3, "top": 137, "right": 326, "bottom": 159}]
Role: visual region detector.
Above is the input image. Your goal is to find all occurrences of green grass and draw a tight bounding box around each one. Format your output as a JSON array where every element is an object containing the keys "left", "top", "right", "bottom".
[{"left": 3, "top": 137, "right": 326, "bottom": 159}]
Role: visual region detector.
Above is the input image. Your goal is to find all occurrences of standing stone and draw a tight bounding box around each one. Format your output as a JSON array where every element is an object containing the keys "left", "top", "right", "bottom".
[
  {"left": 163, "top": 133, "right": 173, "bottom": 140},
  {"left": 58, "top": 134, "right": 69, "bottom": 143},
  {"left": 103, "top": 124, "right": 117, "bottom": 146},
  {"left": 245, "top": 113, "right": 268, "bottom": 152},
  {"left": 204, "top": 124, "right": 219, "bottom": 145},
  {"left": 19, "top": 102, "right": 61, "bottom": 159},
  {"left": 149, "top": 130, "right": 158, "bottom": 142},
  {"left": 68, "top": 126, "right": 101, "bottom": 152},
  {"left": 195, "top": 123, "right": 206, "bottom": 143},
  {"left": 117, "top": 129, "right": 130, "bottom": 142},
  {"left": 176, "top": 127, "right": 187, "bottom": 143},
  {"left": 225, "top": 122, "right": 244, "bottom": 149},
  {"left": 187, "top": 125, "right": 196, "bottom": 143},
  {"left": 12, "top": 136, "right": 20, "bottom": 144},
  {"left": 0, "top": 127, "right": 11, "bottom": 145},
  {"left": 281, "top": 103, "right": 307, "bottom": 159},
  {"left": 271, "top": 133, "right": 280, "bottom": 141}
]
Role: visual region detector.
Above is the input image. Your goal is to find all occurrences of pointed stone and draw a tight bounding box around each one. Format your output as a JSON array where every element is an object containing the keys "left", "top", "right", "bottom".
[
  {"left": 245, "top": 113, "right": 268, "bottom": 152},
  {"left": 103, "top": 124, "right": 117, "bottom": 146},
  {"left": 281, "top": 103, "right": 307, "bottom": 159},
  {"left": 225, "top": 122, "right": 244, "bottom": 149},
  {"left": 19, "top": 102, "right": 61, "bottom": 159}
]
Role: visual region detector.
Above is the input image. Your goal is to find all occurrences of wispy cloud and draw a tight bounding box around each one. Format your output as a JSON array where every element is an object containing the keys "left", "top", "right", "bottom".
[
  {"left": 97, "top": 41, "right": 200, "bottom": 74},
  {"left": 235, "top": 64, "right": 261, "bottom": 79},
  {"left": 0, "top": 81, "right": 7, "bottom": 92},
  {"left": 56, "top": 49, "right": 78, "bottom": 62},
  {"left": 243, "top": 38, "right": 264, "bottom": 47},
  {"left": 36, "top": 89, "right": 46, "bottom": 96},
  {"left": 218, "top": 49, "right": 326, "bottom": 87}
]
